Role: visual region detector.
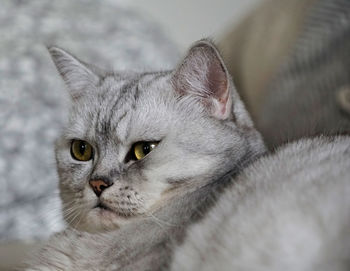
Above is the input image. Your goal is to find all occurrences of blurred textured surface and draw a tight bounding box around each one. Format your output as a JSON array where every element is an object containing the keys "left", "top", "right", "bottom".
[
  {"left": 220, "top": 0, "right": 350, "bottom": 149},
  {"left": 0, "top": 0, "right": 178, "bottom": 241},
  {"left": 260, "top": 0, "right": 350, "bottom": 147}
]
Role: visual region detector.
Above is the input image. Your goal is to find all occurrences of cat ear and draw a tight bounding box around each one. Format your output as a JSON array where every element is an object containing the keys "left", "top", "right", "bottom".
[
  {"left": 172, "top": 39, "right": 232, "bottom": 120},
  {"left": 48, "top": 46, "right": 100, "bottom": 100}
]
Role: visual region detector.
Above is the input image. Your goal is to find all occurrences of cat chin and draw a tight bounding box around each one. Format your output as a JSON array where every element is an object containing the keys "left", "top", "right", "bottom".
[{"left": 72, "top": 208, "right": 136, "bottom": 233}]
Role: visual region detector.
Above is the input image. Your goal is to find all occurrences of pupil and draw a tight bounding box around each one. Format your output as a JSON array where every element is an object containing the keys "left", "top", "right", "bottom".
[
  {"left": 79, "top": 142, "right": 86, "bottom": 155},
  {"left": 143, "top": 144, "right": 150, "bottom": 155}
]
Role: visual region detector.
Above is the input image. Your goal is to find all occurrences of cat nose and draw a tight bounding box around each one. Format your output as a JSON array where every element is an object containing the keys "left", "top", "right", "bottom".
[{"left": 89, "top": 178, "right": 113, "bottom": 197}]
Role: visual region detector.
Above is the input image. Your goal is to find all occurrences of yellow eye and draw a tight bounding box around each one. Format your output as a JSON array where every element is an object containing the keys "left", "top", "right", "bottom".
[
  {"left": 133, "top": 141, "right": 158, "bottom": 160},
  {"left": 71, "top": 140, "right": 93, "bottom": 161}
]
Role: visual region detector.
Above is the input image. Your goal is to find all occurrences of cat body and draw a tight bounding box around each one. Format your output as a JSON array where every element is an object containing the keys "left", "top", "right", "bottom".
[{"left": 172, "top": 136, "right": 350, "bottom": 271}]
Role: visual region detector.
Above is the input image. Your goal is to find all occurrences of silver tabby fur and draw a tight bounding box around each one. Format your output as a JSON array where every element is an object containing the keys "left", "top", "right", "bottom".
[
  {"left": 49, "top": 39, "right": 264, "bottom": 233},
  {"left": 25, "top": 39, "right": 264, "bottom": 270},
  {"left": 25, "top": 40, "right": 350, "bottom": 270},
  {"left": 172, "top": 136, "right": 350, "bottom": 271}
]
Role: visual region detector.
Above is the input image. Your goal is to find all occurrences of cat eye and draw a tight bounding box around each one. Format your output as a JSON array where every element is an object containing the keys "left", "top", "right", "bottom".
[
  {"left": 71, "top": 139, "right": 93, "bottom": 161},
  {"left": 132, "top": 141, "right": 159, "bottom": 160}
]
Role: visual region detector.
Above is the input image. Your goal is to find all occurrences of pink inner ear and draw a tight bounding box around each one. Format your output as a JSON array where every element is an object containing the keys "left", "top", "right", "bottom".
[
  {"left": 206, "top": 54, "right": 231, "bottom": 119},
  {"left": 207, "top": 59, "right": 228, "bottom": 101}
]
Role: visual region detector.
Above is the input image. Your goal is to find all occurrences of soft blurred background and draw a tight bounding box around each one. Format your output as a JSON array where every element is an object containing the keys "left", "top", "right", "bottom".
[
  {"left": 127, "top": 0, "right": 260, "bottom": 49},
  {"left": 0, "top": 0, "right": 261, "bottom": 269},
  {"left": 1, "top": 0, "right": 350, "bottom": 269}
]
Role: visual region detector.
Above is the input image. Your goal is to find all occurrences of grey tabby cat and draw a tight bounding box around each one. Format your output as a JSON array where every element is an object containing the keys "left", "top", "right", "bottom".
[
  {"left": 25, "top": 39, "right": 350, "bottom": 271},
  {"left": 25, "top": 40, "right": 265, "bottom": 270}
]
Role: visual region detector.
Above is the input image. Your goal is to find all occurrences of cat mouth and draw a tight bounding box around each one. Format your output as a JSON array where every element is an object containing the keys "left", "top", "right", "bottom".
[
  {"left": 94, "top": 202, "right": 114, "bottom": 212},
  {"left": 93, "top": 202, "right": 134, "bottom": 218},
  {"left": 93, "top": 202, "right": 123, "bottom": 220},
  {"left": 96, "top": 203, "right": 109, "bottom": 210}
]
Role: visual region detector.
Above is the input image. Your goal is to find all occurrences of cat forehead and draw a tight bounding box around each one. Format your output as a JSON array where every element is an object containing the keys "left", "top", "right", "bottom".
[
  {"left": 99, "top": 71, "right": 173, "bottom": 103},
  {"left": 68, "top": 71, "right": 177, "bottom": 142},
  {"left": 98, "top": 71, "right": 175, "bottom": 119}
]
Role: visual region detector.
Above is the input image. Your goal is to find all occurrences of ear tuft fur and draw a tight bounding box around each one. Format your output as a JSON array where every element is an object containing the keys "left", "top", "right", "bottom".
[{"left": 48, "top": 46, "right": 100, "bottom": 100}]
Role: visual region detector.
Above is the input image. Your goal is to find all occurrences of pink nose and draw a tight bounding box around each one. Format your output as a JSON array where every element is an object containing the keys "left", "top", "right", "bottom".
[{"left": 89, "top": 179, "right": 113, "bottom": 197}]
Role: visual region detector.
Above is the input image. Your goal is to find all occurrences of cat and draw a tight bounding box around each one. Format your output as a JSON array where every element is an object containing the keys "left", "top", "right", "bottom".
[
  {"left": 171, "top": 136, "right": 350, "bottom": 271},
  {"left": 24, "top": 39, "right": 265, "bottom": 270},
  {"left": 25, "top": 39, "right": 350, "bottom": 270}
]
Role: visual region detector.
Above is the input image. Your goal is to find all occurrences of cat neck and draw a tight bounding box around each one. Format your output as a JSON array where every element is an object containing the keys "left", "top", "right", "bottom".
[{"left": 148, "top": 143, "right": 266, "bottom": 223}]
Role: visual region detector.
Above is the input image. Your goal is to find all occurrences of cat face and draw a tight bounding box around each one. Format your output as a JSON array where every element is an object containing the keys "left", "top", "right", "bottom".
[{"left": 50, "top": 40, "right": 264, "bottom": 232}]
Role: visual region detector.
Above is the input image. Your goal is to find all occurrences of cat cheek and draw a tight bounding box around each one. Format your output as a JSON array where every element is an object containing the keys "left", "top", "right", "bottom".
[
  {"left": 83, "top": 183, "right": 99, "bottom": 206},
  {"left": 138, "top": 172, "right": 169, "bottom": 197}
]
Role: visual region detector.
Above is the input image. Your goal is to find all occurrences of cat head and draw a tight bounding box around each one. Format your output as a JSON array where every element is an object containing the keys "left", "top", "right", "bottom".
[{"left": 49, "top": 39, "right": 265, "bottom": 232}]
